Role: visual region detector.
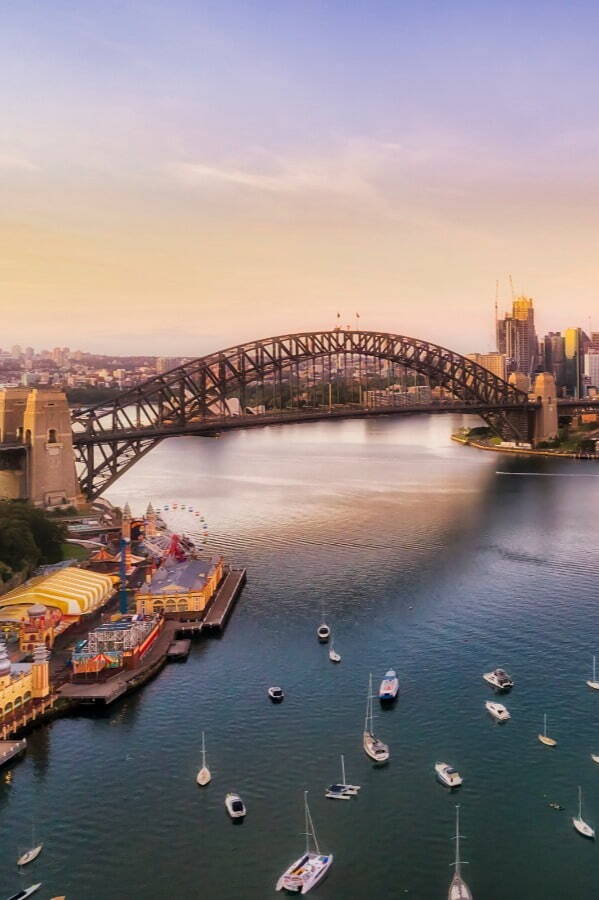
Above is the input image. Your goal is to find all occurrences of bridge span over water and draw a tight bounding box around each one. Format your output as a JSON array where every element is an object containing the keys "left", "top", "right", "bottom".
[{"left": 1, "top": 330, "right": 597, "bottom": 503}]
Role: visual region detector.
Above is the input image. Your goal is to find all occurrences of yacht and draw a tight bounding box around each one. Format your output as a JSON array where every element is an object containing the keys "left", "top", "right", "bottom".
[
  {"left": 448, "top": 806, "right": 473, "bottom": 900},
  {"left": 317, "top": 623, "right": 330, "bottom": 643},
  {"left": 196, "top": 731, "right": 211, "bottom": 786},
  {"left": 572, "top": 786, "right": 595, "bottom": 839},
  {"left": 435, "top": 762, "right": 463, "bottom": 789},
  {"left": 276, "top": 792, "right": 333, "bottom": 894},
  {"left": 5, "top": 887, "right": 42, "bottom": 900},
  {"left": 268, "top": 686, "right": 285, "bottom": 702},
  {"left": 16, "top": 846, "right": 42, "bottom": 867},
  {"left": 328, "top": 646, "right": 341, "bottom": 663},
  {"left": 483, "top": 668, "right": 513, "bottom": 691},
  {"left": 325, "top": 755, "right": 360, "bottom": 800},
  {"left": 485, "top": 701, "right": 510, "bottom": 722},
  {"left": 538, "top": 713, "right": 557, "bottom": 747},
  {"left": 378, "top": 669, "right": 399, "bottom": 702},
  {"left": 587, "top": 655, "right": 599, "bottom": 691},
  {"left": 363, "top": 673, "right": 389, "bottom": 763},
  {"left": 225, "top": 793, "right": 246, "bottom": 820}
]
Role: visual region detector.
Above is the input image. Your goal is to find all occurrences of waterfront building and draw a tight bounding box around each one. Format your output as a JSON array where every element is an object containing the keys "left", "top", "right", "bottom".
[
  {"left": 466, "top": 352, "right": 506, "bottom": 380},
  {"left": 496, "top": 296, "right": 538, "bottom": 375},
  {"left": 135, "top": 554, "right": 224, "bottom": 617},
  {"left": 0, "top": 639, "right": 53, "bottom": 740},
  {"left": 71, "top": 614, "right": 163, "bottom": 676}
]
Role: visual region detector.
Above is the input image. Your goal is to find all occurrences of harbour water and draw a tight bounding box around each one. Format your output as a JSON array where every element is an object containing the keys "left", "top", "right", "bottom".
[{"left": 2, "top": 414, "right": 599, "bottom": 899}]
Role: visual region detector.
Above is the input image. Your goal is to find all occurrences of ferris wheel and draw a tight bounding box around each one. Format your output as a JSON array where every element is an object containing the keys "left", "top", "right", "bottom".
[{"left": 155, "top": 501, "right": 210, "bottom": 547}]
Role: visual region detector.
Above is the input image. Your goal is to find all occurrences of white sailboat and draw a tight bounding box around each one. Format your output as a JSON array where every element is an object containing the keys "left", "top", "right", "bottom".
[
  {"left": 572, "top": 786, "right": 595, "bottom": 839},
  {"left": 448, "top": 805, "right": 473, "bottom": 900},
  {"left": 587, "top": 655, "right": 599, "bottom": 690},
  {"left": 591, "top": 754, "right": 599, "bottom": 765},
  {"left": 328, "top": 644, "right": 341, "bottom": 663},
  {"left": 17, "top": 822, "right": 42, "bottom": 867},
  {"left": 5, "top": 886, "right": 42, "bottom": 900},
  {"left": 276, "top": 791, "right": 333, "bottom": 894},
  {"left": 538, "top": 713, "right": 557, "bottom": 747},
  {"left": 196, "top": 731, "right": 211, "bottom": 786},
  {"left": 325, "top": 754, "right": 361, "bottom": 800},
  {"left": 363, "top": 673, "right": 389, "bottom": 763}
]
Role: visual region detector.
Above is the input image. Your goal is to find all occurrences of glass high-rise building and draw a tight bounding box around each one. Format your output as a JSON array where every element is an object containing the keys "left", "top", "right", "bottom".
[
  {"left": 496, "top": 296, "right": 538, "bottom": 375},
  {"left": 564, "top": 327, "right": 584, "bottom": 397}
]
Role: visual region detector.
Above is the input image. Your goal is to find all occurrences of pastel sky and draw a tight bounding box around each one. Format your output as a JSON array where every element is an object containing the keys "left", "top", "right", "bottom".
[{"left": 2, "top": 0, "right": 599, "bottom": 355}]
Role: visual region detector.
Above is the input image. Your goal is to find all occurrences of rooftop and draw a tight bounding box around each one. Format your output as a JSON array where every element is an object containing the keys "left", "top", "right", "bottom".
[{"left": 142, "top": 555, "right": 221, "bottom": 596}]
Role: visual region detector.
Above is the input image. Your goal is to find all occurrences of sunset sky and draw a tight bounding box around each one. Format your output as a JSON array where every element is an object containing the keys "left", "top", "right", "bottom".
[{"left": 2, "top": 0, "right": 599, "bottom": 355}]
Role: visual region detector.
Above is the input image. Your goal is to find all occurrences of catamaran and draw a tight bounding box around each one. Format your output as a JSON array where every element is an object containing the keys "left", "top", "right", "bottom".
[
  {"left": 587, "top": 655, "right": 599, "bottom": 691},
  {"left": 572, "top": 786, "right": 595, "bottom": 839},
  {"left": 378, "top": 669, "right": 399, "bottom": 702},
  {"left": 276, "top": 791, "right": 333, "bottom": 894},
  {"left": 363, "top": 673, "right": 389, "bottom": 763},
  {"left": 196, "top": 731, "right": 211, "bottom": 786},
  {"left": 325, "top": 754, "right": 361, "bottom": 800},
  {"left": 5, "top": 886, "right": 42, "bottom": 900},
  {"left": 448, "top": 805, "right": 473, "bottom": 900},
  {"left": 538, "top": 713, "right": 557, "bottom": 747}
]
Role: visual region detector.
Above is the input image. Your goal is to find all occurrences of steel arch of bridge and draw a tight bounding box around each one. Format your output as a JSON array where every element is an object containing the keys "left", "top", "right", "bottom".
[{"left": 71, "top": 330, "right": 531, "bottom": 498}]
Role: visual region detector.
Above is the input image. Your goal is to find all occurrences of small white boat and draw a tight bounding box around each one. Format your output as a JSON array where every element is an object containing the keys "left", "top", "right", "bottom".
[
  {"left": 196, "top": 731, "right": 211, "bottom": 786},
  {"left": 485, "top": 701, "right": 510, "bottom": 722},
  {"left": 317, "top": 623, "right": 330, "bottom": 643},
  {"left": 5, "top": 886, "right": 42, "bottom": 900},
  {"left": 16, "top": 846, "right": 43, "bottom": 867},
  {"left": 276, "top": 791, "right": 333, "bottom": 894},
  {"left": 268, "top": 686, "right": 285, "bottom": 702},
  {"left": 363, "top": 673, "right": 389, "bottom": 763},
  {"left": 325, "top": 754, "right": 361, "bottom": 800},
  {"left": 435, "top": 762, "right": 463, "bottom": 789},
  {"left": 538, "top": 713, "right": 557, "bottom": 747},
  {"left": 225, "top": 793, "right": 246, "bottom": 819},
  {"left": 572, "top": 786, "right": 595, "bottom": 839},
  {"left": 483, "top": 668, "right": 513, "bottom": 691},
  {"left": 587, "top": 655, "right": 599, "bottom": 690},
  {"left": 591, "top": 754, "right": 599, "bottom": 765},
  {"left": 378, "top": 669, "right": 399, "bottom": 702},
  {"left": 328, "top": 645, "right": 341, "bottom": 663},
  {"left": 448, "top": 805, "right": 473, "bottom": 900}
]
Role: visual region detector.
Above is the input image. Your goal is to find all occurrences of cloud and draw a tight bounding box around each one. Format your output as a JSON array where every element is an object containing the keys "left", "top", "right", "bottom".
[{"left": 0, "top": 154, "right": 39, "bottom": 172}]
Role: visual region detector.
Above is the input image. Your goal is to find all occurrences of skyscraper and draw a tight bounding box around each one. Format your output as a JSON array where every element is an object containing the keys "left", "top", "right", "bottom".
[
  {"left": 496, "top": 295, "right": 538, "bottom": 375},
  {"left": 564, "top": 327, "right": 584, "bottom": 397},
  {"left": 585, "top": 350, "right": 599, "bottom": 392},
  {"left": 541, "top": 332, "right": 566, "bottom": 390}
]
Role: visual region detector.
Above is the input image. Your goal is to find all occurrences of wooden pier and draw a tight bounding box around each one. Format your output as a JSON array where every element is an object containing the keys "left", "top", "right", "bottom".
[
  {"left": 203, "top": 569, "right": 246, "bottom": 632},
  {"left": 167, "top": 639, "right": 191, "bottom": 661},
  {"left": 0, "top": 739, "right": 26, "bottom": 768}
]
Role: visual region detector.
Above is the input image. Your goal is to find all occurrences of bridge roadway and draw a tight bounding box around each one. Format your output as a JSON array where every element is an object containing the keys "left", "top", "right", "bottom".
[{"left": 71, "top": 400, "right": 541, "bottom": 445}]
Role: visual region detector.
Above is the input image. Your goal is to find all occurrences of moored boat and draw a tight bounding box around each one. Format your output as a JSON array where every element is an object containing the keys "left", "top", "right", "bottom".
[
  {"left": 538, "top": 713, "right": 557, "bottom": 747},
  {"left": 447, "top": 806, "right": 473, "bottom": 900},
  {"left": 5, "top": 886, "right": 42, "bottom": 900},
  {"left": 586, "top": 655, "right": 599, "bottom": 690},
  {"left": 328, "top": 645, "right": 341, "bottom": 663},
  {"left": 16, "top": 845, "right": 42, "bottom": 867},
  {"left": 483, "top": 668, "right": 513, "bottom": 691},
  {"left": 268, "top": 686, "right": 285, "bottom": 702},
  {"left": 196, "top": 731, "right": 211, "bottom": 786},
  {"left": 435, "top": 762, "right": 463, "bottom": 789},
  {"left": 485, "top": 701, "right": 510, "bottom": 722},
  {"left": 276, "top": 791, "right": 333, "bottom": 894},
  {"left": 591, "top": 754, "right": 599, "bottom": 765},
  {"left": 363, "top": 673, "right": 389, "bottom": 763},
  {"left": 317, "top": 623, "right": 330, "bottom": 643},
  {"left": 325, "top": 755, "right": 360, "bottom": 800},
  {"left": 572, "top": 786, "right": 595, "bottom": 839},
  {"left": 378, "top": 669, "right": 399, "bottom": 702},
  {"left": 225, "top": 793, "right": 246, "bottom": 819}
]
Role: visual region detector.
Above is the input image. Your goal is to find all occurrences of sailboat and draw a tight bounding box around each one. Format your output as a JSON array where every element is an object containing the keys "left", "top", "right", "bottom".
[
  {"left": 587, "top": 656, "right": 599, "bottom": 690},
  {"left": 276, "top": 791, "right": 333, "bottom": 894},
  {"left": 573, "top": 786, "right": 595, "bottom": 839},
  {"left": 17, "top": 822, "right": 42, "bottom": 867},
  {"left": 448, "top": 805, "right": 473, "bottom": 900},
  {"left": 5, "top": 886, "right": 42, "bottom": 900},
  {"left": 538, "top": 714, "right": 557, "bottom": 747},
  {"left": 363, "top": 673, "right": 389, "bottom": 763},
  {"left": 328, "top": 644, "right": 341, "bottom": 663},
  {"left": 325, "top": 754, "right": 361, "bottom": 800},
  {"left": 196, "top": 731, "right": 211, "bottom": 786}
]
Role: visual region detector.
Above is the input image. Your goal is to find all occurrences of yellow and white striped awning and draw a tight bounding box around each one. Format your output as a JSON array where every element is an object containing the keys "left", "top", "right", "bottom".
[{"left": 0, "top": 567, "right": 113, "bottom": 617}]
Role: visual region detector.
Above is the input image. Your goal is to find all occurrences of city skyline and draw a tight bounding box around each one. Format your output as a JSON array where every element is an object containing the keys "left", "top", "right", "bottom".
[{"left": 3, "top": 1, "right": 599, "bottom": 354}]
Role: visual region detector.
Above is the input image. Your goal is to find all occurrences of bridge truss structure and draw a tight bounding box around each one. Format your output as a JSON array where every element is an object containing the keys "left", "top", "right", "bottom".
[{"left": 72, "top": 330, "right": 533, "bottom": 499}]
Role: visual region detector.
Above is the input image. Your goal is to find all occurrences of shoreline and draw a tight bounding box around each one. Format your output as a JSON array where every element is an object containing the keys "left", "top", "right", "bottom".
[{"left": 451, "top": 433, "right": 599, "bottom": 461}]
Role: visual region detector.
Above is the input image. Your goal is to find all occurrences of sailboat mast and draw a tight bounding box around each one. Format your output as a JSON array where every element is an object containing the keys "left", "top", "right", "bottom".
[
  {"left": 544, "top": 714, "right": 547, "bottom": 737},
  {"left": 201, "top": 731, "right": 206, "bottom": 765},
  {"left": 364, "top": 675, "right": 372, "bottom": 732},
  {"left": 579, "top": 786, "right": 582, "bottom": 819},
  {"left": 594, "top": 656, "right": 596, "bottom": 682},
  {"left": 304, "top": 791, "right": 310, "bottom": 855},
  {"left": 454, "top": 805, "right": 461, "bottom": 876},
  {"left": 341, "top": 754, "right": 346, "bottom": 785},
  {"left": 305, "top": 792, "right": 321, "bottom": 856}
]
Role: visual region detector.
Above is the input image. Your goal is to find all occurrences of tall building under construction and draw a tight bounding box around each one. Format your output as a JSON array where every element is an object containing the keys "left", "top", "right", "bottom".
[{"left": 496, "top": 296, "right": 538, "bottom": 376}]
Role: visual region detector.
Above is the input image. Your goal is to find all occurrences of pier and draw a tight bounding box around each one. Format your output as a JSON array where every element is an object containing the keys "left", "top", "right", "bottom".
[
  {"left": 203, "top": 568, "right": 246, "bottom": 632},
  {"left": 167, "top": 639, "right": 191, "bottom": 661},
  {"left": 0, "top": 739, "right": 27, "bottom": 768}
]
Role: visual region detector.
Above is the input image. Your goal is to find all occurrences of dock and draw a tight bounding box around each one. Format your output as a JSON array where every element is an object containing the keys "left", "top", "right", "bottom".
[
  {"left": 0, "top": 739, "right": 26, "bottom": 768},
  {"left": 167, "top": 639, "right": 191, "bottom": 661},
  {"left": 203, "top": 568, "right": 246, "bottom": 632}
]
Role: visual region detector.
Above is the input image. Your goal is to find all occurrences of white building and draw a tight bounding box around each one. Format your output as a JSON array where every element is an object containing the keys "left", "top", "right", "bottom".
[{"left": 585, "top": 351, "right": 599, "bottom": 392}]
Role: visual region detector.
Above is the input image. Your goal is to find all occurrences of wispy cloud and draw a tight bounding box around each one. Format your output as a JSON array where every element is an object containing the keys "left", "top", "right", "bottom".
[{"left": 0, "top": 154, "right": 39, "bottom": 172}]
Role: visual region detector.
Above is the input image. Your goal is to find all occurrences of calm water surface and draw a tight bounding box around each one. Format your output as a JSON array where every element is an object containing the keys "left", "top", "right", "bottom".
[{"left": 2, "top": 415, "right": 599, "bottom": 899}]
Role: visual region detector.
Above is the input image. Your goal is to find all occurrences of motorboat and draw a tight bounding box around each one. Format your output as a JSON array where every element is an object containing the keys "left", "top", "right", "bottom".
[
  {"left": 317, "top": 623, "right": 330, "bottom": 643},
  {"left": 485, "top": 701, "right": 510, "bottom": 722},
  {"left": 225, "top": 793, "right": 246, "bottom": 819},
  {"left": 447, "top": 806, "right": 473, "bottom": 900},
  {"left": 587, "top": 655, "right": 599, "bottom": 690},
  {"left": 363, "top": 673, "right": 389, "bottom": 763},
  {"left": 591, "top": 754, "right": 599, "bottom": 765},
  {"left": 548, "top": 802, "right": 563, "bottom": 811},
  {"left": 538, "top": 713, "right": 557, "bottom": 747},
  {"left": 483, "top": 668, "right": 513, "bottom": 691},
  {"left": 378, "top": 669, "right": 399, "bottom": 702},
  {"left": 325, "top": 755, "right": 360, "bottom": 800},
  {"left": 573, "top": 787, "right": 595, "bottom": 839},
  {"left": 268, "top": 686, "right": 285, "bottom": 702},
  {"left": 328, "top": 646, "right": 341, "bottom": 663},
  {"left": 5, "top": 887, "right": 42, "bottom": 900},
  {"left": 196, "top": 731, "right": 211, "bottom": 786},
  {"left": 276, "top": 791, "right": 333, "bottom": 894},
  {"left": 17, "top": 845, "right": 43, "bottom": 867},
  {"left": 435, "top": 762, "right": 463, "bottom": 789}
]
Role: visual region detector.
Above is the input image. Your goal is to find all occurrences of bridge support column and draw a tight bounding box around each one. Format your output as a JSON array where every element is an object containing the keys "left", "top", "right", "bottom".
[{"left": 531, "top": 373, "right": 558, "bottom": 445}]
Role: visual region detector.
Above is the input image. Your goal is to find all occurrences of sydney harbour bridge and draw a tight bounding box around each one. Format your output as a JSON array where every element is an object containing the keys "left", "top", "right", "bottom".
[{"left": 66, "top": 329, "right": 597, "bottom": 500}]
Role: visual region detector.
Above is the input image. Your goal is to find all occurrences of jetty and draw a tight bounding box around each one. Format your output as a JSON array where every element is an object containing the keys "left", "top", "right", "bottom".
[
  {"left": 0, "top": 739, "right": 26, "bottom": 768},
  {"left": 203, "top": 568, "right": 246, "bottom": 632},
  {"left": 167, "top": 639, "right": 191, "bottom": 661}
]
